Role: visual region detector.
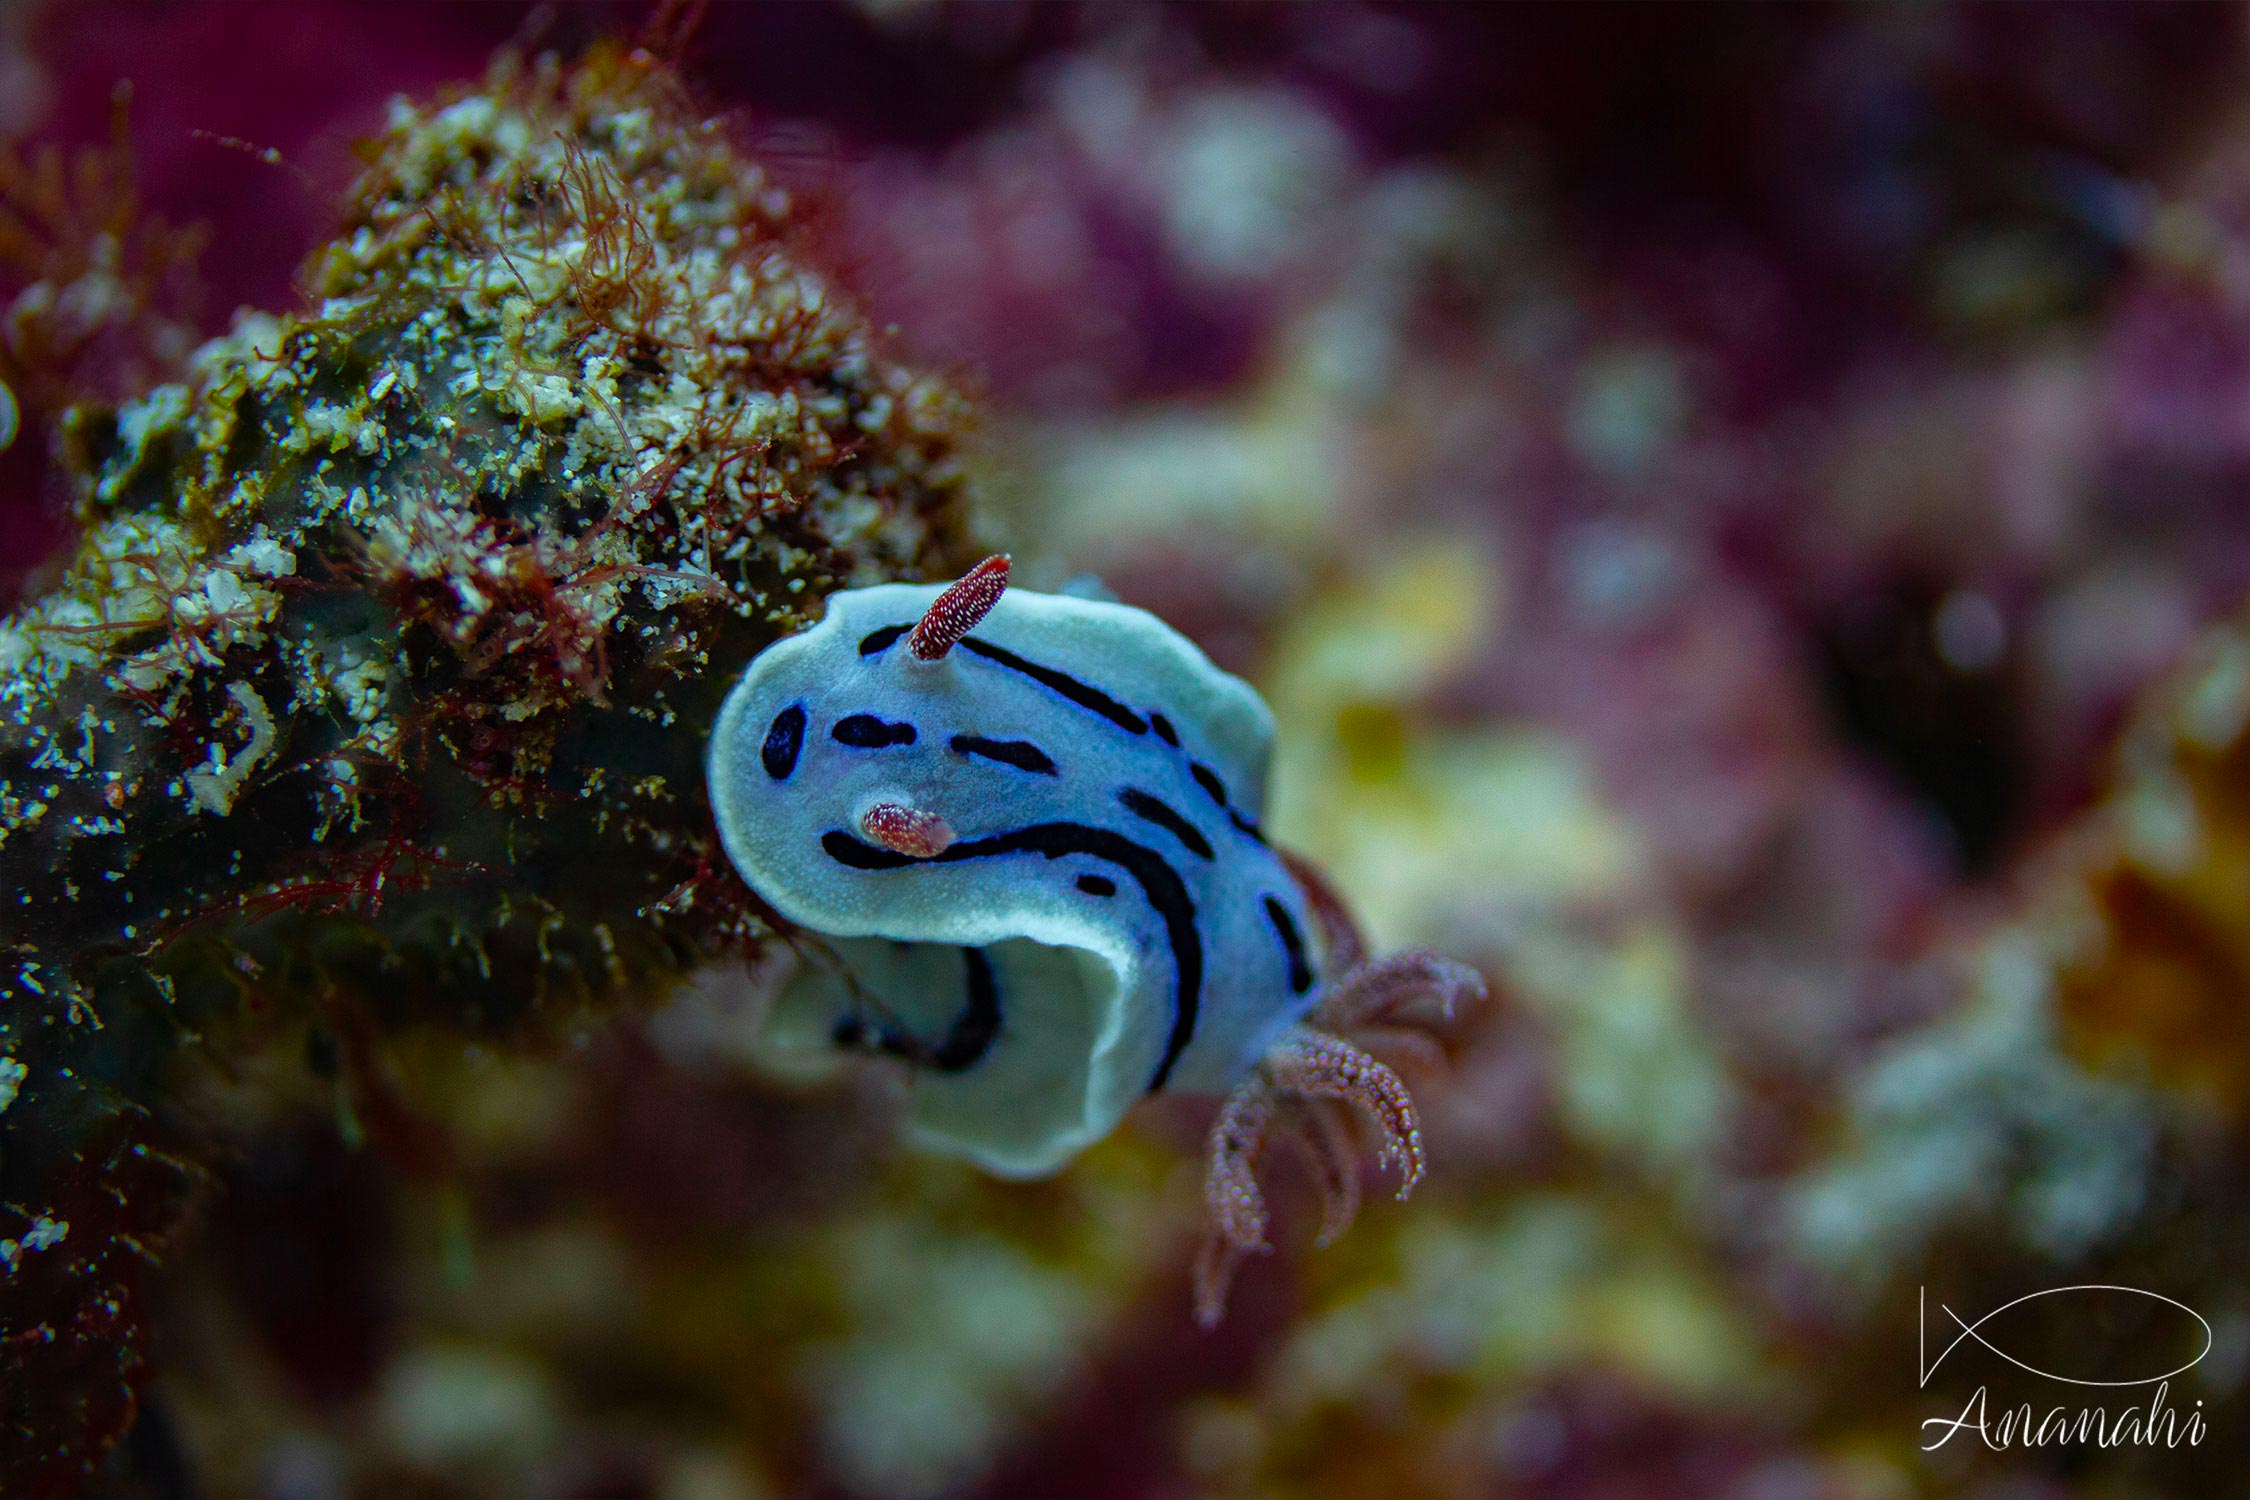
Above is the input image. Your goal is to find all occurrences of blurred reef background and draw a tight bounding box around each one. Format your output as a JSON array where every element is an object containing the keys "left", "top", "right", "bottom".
[{"left": 8, "top": 2, "right": 2250, "bottom": 1497}]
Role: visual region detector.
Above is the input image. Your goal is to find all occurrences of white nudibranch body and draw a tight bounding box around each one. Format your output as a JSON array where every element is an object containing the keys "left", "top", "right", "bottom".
[{"left": 706, "top": 559, "right": 1325, "bottom": 1175}]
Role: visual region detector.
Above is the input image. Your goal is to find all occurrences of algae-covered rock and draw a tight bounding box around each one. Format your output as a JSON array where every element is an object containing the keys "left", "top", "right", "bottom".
[{"left": 0, "top": 45, "right": 975, "bottom": 1488}]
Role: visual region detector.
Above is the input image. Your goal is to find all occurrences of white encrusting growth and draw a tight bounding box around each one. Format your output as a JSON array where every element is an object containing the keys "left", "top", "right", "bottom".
[{"left": 184, "top": 681, "right": 278, "bottom": 816}]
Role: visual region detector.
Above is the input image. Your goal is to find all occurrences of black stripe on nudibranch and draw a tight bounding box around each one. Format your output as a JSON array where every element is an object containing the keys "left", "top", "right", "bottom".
[
  {"left": 958, "top": 637, "right": 1149, "bottom": 734},
  {"left": 833, "top": 714, "right": 918, "bottom": 748},
  {"left": 1076, "top": 874, "right": 1117, "bottom": 897},
  {"left": 933, "top": 948, "right": 1004, "bottom": 1071},
  {"left": 1187, "top": 760, "right": 1267, "bottom": 844},
  {"left": 761, "top": 703, "right": 807, "bottom": 780},
  {"left": 858, "top": 623, "right": 910, "bottom": 655},
  {"left": 951, "top": 734, "right": 1057, "bottom": 775},
  {"left": 1264, "top": 895, "right": 1315, "bottom": 995},
  {"left": 1150, "top": 712, "right": 1180, "bottom": 746},
  {"left": 834, "top": 947, "right": 1003, "bottom": 1074},
  {"left": 1118, "top": 787, "right": 1214, "bottom": 861},
  {"left": 820, "top": 821, "right": 1205, "bottom": 1091}
]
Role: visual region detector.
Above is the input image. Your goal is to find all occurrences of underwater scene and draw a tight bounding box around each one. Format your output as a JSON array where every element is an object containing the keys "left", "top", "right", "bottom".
[{"left": 5, "top": 3, "right": 2250, "bottom": 1497}]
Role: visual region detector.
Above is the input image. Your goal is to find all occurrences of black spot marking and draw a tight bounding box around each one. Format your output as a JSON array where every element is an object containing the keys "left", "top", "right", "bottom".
[
  {"left": 1076, "top": 874, "right": 1117, "bottom": 897},
  {"left": 820, "top": 822, "right": 1204, "bottom": 1090},
  {"left": 834, "top": 714, "right": 917, "bottom": 748},
  {"left": 1150, "top": 712, "right": 1179, "bottom": 746},
  {"left": 1229, "top": 809, "right": 1267, "bottom": 844},
  {"left": 1118, "top": 787, "right": 1214, "bottom": 861},
  {"left": 1264, "top": 895, "right": 1315, "bottom": 995},
  {"left": 951, "top": 734, "right": 1057, "bottom": 775},
  {"left": 959, "top": 637, "right": 1148, "bottom": 734},
  {"left": 761, "top": 704, "right": 807, "bottom": 780},
  {"left": 858, "top": 623, "right": 909, "bottom": 655}
]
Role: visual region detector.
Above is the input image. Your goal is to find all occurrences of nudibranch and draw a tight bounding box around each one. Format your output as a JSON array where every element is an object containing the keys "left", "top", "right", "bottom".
[{"left": 707, "top": 556, "right": 1483, "bottom": 1322}]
